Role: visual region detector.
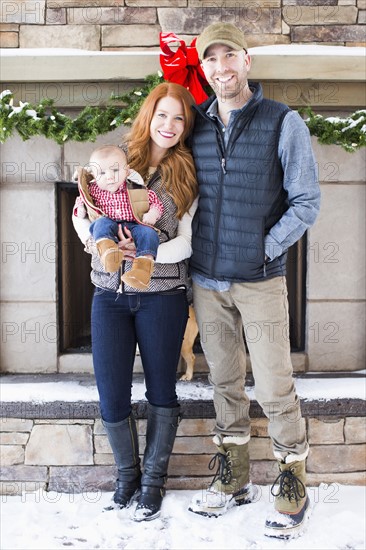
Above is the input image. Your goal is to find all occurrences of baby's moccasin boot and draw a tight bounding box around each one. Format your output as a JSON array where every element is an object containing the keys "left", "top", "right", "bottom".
[
  {"left": 121, "top": 257, "right": 154, "bottom": 290},
  {"left": 96, "top": 238, "right": 124, "bottom": 273}
]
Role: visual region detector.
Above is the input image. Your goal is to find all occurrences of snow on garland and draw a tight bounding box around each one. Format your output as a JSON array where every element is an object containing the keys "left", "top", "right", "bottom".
[
  {"left": 0, "top": 73, "right": 163, "bottom": 146},
  {"left": 299, "top": 107, "right": 366, "bottom": 153},
  {"left": 1, "top": 76, "right": 365, "bottom": 153}
]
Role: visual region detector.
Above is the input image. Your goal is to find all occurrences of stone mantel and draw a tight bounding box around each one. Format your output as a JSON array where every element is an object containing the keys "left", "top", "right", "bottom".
[
  {"left": 1, "top": 45, "right": 365, "bottom": 82},
  {"left": 1, "top": 45, "right": 365, "bottom": 108}
]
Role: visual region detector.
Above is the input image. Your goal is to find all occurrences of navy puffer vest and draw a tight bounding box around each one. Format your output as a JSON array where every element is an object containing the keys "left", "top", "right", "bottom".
[{"left": 190, "top": 82, "right": 290, "bottom": 282}]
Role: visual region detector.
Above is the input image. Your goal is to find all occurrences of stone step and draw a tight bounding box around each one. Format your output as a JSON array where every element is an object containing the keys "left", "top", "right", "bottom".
[
  {"left": 1, "top": 372, "right": 364, "bottom": 420},
  {"left": 1, "top": 372, "right": 364, "bottom": 493}
]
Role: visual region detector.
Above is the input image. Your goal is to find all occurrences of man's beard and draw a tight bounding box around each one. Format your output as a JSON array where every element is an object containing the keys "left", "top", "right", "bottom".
[{"left": 211, "top": 79, "right": 246, "bottom": 103}]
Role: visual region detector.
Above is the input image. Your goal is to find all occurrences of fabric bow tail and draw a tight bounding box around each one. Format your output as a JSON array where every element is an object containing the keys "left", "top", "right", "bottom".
[{"left": 160, "top": 32, "right": 209, "bottom": 104}]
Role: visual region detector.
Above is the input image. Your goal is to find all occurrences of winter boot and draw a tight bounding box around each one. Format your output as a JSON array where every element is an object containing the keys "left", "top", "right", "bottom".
[
  {"left": 189, "top": 434, "right": 257, "bottom": 517},
  {"left": 96, "top": 238, "right": 124, "bottom": 273},
  {"left": 133, "top": 404, "right": 180, "bottom": 522},
  {"left": 265, "top": 458, "right": 310, "bottom": 539},
  {"left": 103, "top": 416, "right": 141, "bottom": 509},
  {"left": 121, "top": 257, "right": 154, "bottom": 290}
]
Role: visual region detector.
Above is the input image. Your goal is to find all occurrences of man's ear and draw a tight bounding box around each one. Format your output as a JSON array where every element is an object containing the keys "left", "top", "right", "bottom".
[{"left": 244, "top": 52, "right": 251, "bottom": 71}]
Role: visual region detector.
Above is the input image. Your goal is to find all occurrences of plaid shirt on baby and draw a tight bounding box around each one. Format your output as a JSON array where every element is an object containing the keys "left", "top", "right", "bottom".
[{"left": 75, "top": 180, "right": 163, "bottom": 221}]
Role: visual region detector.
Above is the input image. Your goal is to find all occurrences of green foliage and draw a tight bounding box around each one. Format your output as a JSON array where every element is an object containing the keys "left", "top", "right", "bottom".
[
  {"left": 110, "top": 72, "right": 164, "bottom": 126},
  {"left": 299, "top": 107, "right": 366, "bottom": 153},
  {"left": 1, "top": 80, "right": 365, "bottom": 153},
  {"left": 0, "top": 73, "right": 164, "bottom": 146}
]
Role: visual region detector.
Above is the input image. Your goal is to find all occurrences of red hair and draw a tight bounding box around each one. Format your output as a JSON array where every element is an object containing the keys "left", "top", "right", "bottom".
[{"left": 125, "top": 83, "right": 197, "bottom": 218}]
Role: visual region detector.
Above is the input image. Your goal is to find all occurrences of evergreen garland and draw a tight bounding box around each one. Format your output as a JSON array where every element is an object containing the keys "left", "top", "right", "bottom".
[
  {"left": 299, "top": 107, "right": 366, "bottom": 153},
  {"left": 1, "top": 76, "right": 365, "bottom": 153},
  {"left": 0, "top": 73, "right": 163, "bottom": 146}
]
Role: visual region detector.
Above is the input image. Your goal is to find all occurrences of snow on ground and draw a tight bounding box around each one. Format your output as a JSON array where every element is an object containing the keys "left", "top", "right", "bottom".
[
  {"left": 1, "top": 374, "right": 364, "bottom": 549},
  {"left": 1, "top": 485, "right": 365, "bottom": 550}
]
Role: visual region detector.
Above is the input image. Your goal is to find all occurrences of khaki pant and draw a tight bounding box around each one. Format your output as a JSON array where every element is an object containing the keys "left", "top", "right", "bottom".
[{"left": 193, "top": 276, "right": 308, "bottom": 459}]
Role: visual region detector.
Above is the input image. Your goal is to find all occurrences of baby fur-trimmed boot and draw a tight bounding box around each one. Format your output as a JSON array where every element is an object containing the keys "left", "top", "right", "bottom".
[
  {"left": 121, "top": 257, "right": 154, "bottom": 290},
  {"left": 265, "top": 456, "right": 310, "bottom": 540},
  {"left": 96, "top": 238, "right": 124, "bottom": 273}
]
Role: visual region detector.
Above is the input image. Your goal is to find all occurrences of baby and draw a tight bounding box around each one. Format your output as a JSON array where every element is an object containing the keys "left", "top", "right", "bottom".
[{"left": 74, "top": 145, "right": 163, "bottom": 289}]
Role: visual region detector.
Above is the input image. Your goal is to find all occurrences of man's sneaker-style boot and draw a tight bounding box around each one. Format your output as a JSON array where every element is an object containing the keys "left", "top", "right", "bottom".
[
  {"left": 265, "top": 458, "right": 310, "bottom": 539},
  {"left": 103, "top": 416, "right": 141, "bottom": 510},
  {"left": 189, "top": 435, "right": 257, "bottom": 517}
]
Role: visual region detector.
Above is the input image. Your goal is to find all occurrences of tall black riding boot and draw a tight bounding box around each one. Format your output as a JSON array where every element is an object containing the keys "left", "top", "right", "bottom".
[
  {"left": 103, "top": 415, "right": 141, "bottom": 508},
  {"left": 133, "top": 404, "right": 180, "bottom": 522}
]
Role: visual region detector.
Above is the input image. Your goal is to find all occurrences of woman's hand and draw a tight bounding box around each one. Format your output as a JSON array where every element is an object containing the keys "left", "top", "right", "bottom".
[{"left": 117, "top": 224, "right": 136, "bottom": 259}]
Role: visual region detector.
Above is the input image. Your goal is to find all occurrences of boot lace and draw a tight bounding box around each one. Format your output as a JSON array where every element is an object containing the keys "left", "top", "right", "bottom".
[
  {"left": 208, "top": 451, "right": 233, "bottom": 486},
  {"left": 270, "top": 468, "right": 306, "bottom": 504}
]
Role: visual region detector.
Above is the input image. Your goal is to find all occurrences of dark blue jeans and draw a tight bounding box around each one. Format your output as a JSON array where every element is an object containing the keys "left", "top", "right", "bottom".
[
  {"left": 91, "top": 288, "right": 189, "bottom": 423},
  {"left": 90, "top": 217, "right": 160, "bottom": 258}
]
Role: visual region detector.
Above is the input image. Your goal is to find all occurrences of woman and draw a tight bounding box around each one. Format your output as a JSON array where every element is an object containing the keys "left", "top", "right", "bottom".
[{"left": 72, "top": 82, "right": 198, "bottom": 521}]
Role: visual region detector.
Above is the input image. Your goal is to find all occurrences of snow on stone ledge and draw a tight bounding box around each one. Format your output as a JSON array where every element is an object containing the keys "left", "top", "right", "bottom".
[
  {"left": 0, "top": 375, "right": 364, "bottom": 404},
  {"left": 249, "top": 44, "right": 366, "bottom": 56},
  {"left": 1, "top": 45, "right": 364, "bottom": 57}
]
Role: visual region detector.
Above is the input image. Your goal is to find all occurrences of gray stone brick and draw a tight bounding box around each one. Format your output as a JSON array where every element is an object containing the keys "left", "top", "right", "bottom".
[
  {"left": 177, "top": 418, "right": 215, "bottom": 437},
  {"left": 292, "top": 24, "right": 366, "bottom": 43},
  {"left": 250, "top": 460, "right": 279, "bottom": 484},
  {"left": 25, "top": 425, "right": 93, "bottom": 465},
  {"left": 93, "top": 419, "right": 105, "bottom": 435},
  {"left": 283, "top": 6, "right": 357, "bottom": 25},
  {"left": 45, "top": 8, "right": 66, "bottom": 25},
  {"left": 102, "top": 24, "right": 160, "bottom": 47},
  {"left": 250, "top": 418, "right": 269, "bottom": 437},
  {"left": 308, "top": 418, "right": 345, "bottom": 444},
  {"left": 0, "top": 432, "right": 29, "bottom": 445},
  {"left": 345, "top": 417, "right": 366, "bottom": 443},
  {"left": 307, "top": 471, "right": 366, "bottom": 486},
  {"left": 68, "top": 7, "right": 156, "bottom": 25},
  {"left": 158, "top": 7, "right": 281, "bottom": 34},
  {"left": 0, "top": 465, "right": 48, "bottom": 481},
  {"left": 0, "top": 481, "right": 47, "bottom": 495},
  {"left": 49, "top": 465, "right": 116, "bottom": 492},
  {"left": 307, "top": 444, "right": 366, "bottom": 473},
  {"left": 127, "top": 0, "right": 186, "bottom": 5},
  {"left": 0, "top": 1, "right": 45, "bottom": 24},
  {"left": 0, "top": 31, "right": 18, "bottom": 47},
  {"left": 0, "top": 445, "right": 25, "bottom": 465},
  {"left": 283, "top": 0, "right": 337, "bottom": 4},
  {"left": 20, "top": 24, "right": 100, "bottom": 49},
  {"left": 173, "top": 436, "right": 216, "bottom": 455},
  {"left": 249, "top": 438, "right": 273, "bottom": 460},
  {"left": 0, "top": 418, "right": 33, "bottom": 432},
  {"left": 94, "top": 435, "right": 111, "bottom": 454},
  {"left": 358, "top": 10, "right": 366, "bottom": 23},
  {"left": 94, "top": 453, "right": 114, "bottom": 465},
  {"left": 0, "top": 23, "right": 19, "bottom": 31}
]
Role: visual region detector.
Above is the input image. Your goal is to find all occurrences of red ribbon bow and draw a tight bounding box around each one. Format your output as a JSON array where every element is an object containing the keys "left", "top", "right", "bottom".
[{"left": 160, "top": 32, "right": 209, "bottom": 105}]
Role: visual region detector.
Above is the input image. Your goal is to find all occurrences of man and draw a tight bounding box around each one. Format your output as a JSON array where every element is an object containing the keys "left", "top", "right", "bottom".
[{"left": 188, "top": 22, "right": 321, "bottom": 540}]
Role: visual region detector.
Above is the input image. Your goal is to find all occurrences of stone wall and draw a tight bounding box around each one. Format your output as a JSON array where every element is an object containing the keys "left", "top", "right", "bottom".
[
  {"left": 1, "top": 414, "right": 365, "bottom": 495},
  {"left": 1, "top": 0, "right": 365, "bottom": 50}
]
